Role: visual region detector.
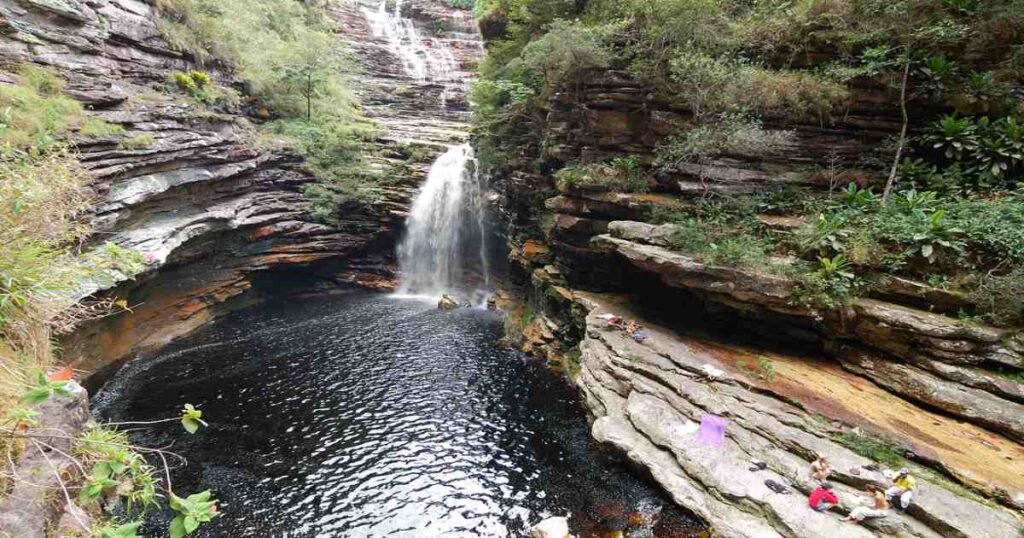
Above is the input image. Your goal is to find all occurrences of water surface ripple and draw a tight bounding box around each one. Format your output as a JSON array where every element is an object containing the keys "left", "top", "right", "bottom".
[{"left": 94, "top": 292, "right": 697, "bottom": 537}]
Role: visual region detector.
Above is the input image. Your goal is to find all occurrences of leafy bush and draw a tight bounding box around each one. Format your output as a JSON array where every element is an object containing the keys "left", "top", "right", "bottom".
[
  {"left": 555, "top": 158, "right": 649, "bottom": 193},
  {"left": 519, "top": 19, "right": 612, "bottom": 90},
  {"left": 666, "top": 216, "right": 775, "bottom": 270},
  {"left": 667, "top": 50, "right": 847, "bottom": 120},
  {"left": 790, "top": 255, "right": 867, "bottom": 308},
  {"left": 657, "top": 114, "right": 793, "bottom": 172},
  {"left": 922, "top": 115, "right": 1024, "bottom": 189}
]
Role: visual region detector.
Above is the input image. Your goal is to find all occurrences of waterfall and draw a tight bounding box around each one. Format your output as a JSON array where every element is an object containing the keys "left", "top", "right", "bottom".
[
  {"left": 362, "top": 0, "right": 461, "bottom": 106},
  {"left": 396, "top": 144, "right": 489, "bottom": 302}
]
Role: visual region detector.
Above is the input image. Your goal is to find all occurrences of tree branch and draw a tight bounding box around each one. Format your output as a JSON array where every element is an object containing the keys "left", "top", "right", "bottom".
[{"left": 883, "top": 54, "right": 912, "bottom": 204}]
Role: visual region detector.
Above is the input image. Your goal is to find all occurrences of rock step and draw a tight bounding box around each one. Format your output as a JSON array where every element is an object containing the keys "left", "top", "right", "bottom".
[{"left": 572, "top": 292, "right": 1021, "bottom": 537}]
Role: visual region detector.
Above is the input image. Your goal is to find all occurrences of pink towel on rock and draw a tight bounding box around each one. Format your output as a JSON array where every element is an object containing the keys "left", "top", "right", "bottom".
[{"left": 697, "top": 413, "right": 729, "bottom": 448}]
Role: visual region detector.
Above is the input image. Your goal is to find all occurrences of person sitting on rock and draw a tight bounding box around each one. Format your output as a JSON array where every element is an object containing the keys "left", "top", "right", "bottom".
[
  {"left": 808, "top": 482, "right": 839, "bottom": 513},
  {"left": 845, "top": 484, "right": 889, "bottom": 523},
  {"left": 885, "top": 469, "right": 916, "bottom": 510},
  {"left": 810, "top": 456, "right": 832, "bottom": 482}
]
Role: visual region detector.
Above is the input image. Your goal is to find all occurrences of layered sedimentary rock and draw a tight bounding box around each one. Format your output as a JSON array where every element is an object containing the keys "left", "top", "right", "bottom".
[
  {"left": 496, "top": 58, "right": 1024, "bottom": 532},
  {"left": 0, "top": 0, "right": 480, "bottom": 369},
  {"left": 592, "top": 222, "right": 1024, "bottom": 446},
  {"left": 571, "top": 291, "right": 1020, "bottom": 538}
]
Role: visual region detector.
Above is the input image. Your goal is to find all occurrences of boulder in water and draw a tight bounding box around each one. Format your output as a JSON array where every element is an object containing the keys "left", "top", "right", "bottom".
[
  {"left": 530, "top": 516, "right": 570, "bottom": 538},
  {"left": 438, "top": 295, "right": 460, "bottom": 311}
]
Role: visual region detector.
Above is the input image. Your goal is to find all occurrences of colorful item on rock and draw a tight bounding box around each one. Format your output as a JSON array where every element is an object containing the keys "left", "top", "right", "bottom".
[{"left": 697, "top": 413, "right": 729, "bottom": 448}]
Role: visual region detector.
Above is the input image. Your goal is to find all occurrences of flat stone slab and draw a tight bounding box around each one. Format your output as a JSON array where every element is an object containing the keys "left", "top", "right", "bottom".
[{"left": 572, "top": 292, "right": 1022, "bottom": 538}]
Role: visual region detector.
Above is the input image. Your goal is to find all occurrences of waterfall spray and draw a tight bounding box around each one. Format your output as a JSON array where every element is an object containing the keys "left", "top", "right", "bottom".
[{"left": 396, "top": 144, "right": 489, "bottom": 302}]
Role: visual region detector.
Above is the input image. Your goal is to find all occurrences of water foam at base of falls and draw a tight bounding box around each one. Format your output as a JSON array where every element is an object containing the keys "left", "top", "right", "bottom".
[{"left": 396, "top": 144, "right": 490, "bottom": 304}]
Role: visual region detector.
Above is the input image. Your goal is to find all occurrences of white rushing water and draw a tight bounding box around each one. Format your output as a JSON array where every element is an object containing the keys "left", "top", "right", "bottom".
[
  {"left": 362, "top": 0, "right": 462, "bottom": 106},
  {"left": 396, "top": 144, "right": 490, "bottom": 302}
]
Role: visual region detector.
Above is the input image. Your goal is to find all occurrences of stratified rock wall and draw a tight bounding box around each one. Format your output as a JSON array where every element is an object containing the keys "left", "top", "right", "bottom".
[
  {"left": 571, "top": 292, "right": 1020, "bottom": 538},
  {"left": 493, "top": 40, "right": 1024, "bottom": 527},
  {"left": 0, "top": 0, "right": 480, "bottom": 370}
]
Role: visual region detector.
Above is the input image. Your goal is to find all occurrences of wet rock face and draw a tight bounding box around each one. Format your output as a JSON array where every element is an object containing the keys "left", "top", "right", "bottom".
[{"left": 0, "top": 0, "right": 480, "bottom": 368}]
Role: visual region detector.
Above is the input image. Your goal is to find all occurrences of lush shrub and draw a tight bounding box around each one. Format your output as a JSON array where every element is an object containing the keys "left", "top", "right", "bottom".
[
  {"left": 667, "top": 51, "right": 847, "bottom": 120},
  {"left": 519, "top": 20, "right": 612, "bottom": 91},
  {"left": 665, "top": 215, "right": 775, "bottom": 270},
  {"left": 657, "top": 114, "right": 794, "bottom": 171},
  {"left": 921, "top": 115, "right": 1024, "bottom": 190},
  {"left": 264, "top": 117, "right": 380, "bottom": 218},
  {"left": 796, "top": 184, "right": 1024, "bottom": 278},
  {"left": 789, "top": 255, "right": 867, "bottom": 308},
  {"left": 555, "top": 157, "right": 649, "bottom": 193},
  {"left": 0, "top": 150, "right": 143, "bottom": 405}
]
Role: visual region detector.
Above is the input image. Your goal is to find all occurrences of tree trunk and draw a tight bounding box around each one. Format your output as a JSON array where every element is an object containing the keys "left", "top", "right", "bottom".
[
  {"left": 306, "top": 72, "right": 312, "bottom": 122},
  {"left": 883, "top": 56, "right": 911, "bottom": 204}
]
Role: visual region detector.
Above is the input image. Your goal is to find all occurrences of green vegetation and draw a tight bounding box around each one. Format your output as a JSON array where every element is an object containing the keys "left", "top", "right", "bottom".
[
  {"left": 0, "top": 65, "right": 123, "bottom": 153},
  {"left": 2, "top": 387, "right": 218, "bottom": 537},
  {"left": 119, "top": 134, "right": 157, "bottom": 151},
  {"left": 155, "top": 0, "right": 382, "bottom": 218},
  {"left": 0, "top": 63, "right": 225, "bottom": 536},
  {"left": 472, "top": 0, "right": 1024, "bottom": 320},
  {"left": 737, "top": 356, "right": 777, "bottom": 382},
  {"left": 168, "top": 70, "right": 237, "bottom": 106},
  {"left": 837, "top": 429, "right": 907, "bottom": 467},
  {"left": 556, "top": 157, "right": 649, "bottom": 193}
]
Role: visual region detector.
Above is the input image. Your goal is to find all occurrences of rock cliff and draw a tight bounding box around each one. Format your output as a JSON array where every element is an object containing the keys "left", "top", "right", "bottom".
[
  {"left": 0, "top": 0, "right": 480, "bottom": 371},
  {"left": 496, "top": 54, "right": 1024, "bottom": 535}
]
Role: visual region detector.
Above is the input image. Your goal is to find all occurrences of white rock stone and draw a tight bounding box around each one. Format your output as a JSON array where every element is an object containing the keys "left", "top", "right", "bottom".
[{"left": 530, "top": 516, "right": 570, "bottom": 538}]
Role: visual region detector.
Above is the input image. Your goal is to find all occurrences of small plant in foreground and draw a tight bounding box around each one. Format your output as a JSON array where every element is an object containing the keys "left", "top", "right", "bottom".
[
  {"left": 20, "top": 371, "right": 72, "bottom": 404},
  {"left": 180, "top": 403, "right": 207, "bottom": 434},
  {"left": 96, "top": 521, "right": 143, "bottom": 538},
  {"left": 169, "top": 490, "right": 219, "bottom": 538}
]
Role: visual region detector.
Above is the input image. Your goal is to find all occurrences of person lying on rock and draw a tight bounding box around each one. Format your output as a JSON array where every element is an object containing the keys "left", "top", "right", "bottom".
[
  {"left": 809, "top": 457, "right": 832, "bottom": 482},
  {"left": 808, "top": 482, "right": 839, "bottom": 512},
  {"left": 885, "top": 469, "right": 916, "bottom": 510},
  {"left": 845, "top": 484, "right": 889, "bottom": 523}
]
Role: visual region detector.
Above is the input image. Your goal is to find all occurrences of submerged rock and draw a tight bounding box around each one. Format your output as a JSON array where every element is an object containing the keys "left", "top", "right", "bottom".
[{"left": 438, "top": 294, "right": 460, "bottom": 311}]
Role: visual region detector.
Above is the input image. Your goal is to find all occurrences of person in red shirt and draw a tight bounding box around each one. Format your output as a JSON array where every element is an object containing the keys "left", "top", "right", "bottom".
[{"left": 808, "top": 482, "right": 839, "bottom": 512}]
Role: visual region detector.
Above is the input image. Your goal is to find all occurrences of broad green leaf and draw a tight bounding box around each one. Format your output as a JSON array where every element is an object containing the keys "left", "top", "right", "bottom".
[
  {"left": 92, "top": 461, "right": 112, "bottom": 479},
  {"left": 21, "top": 387, "right": 50, "bottom": 405},
  {"left": 169, "top": 515, "right": 186, "bottom": 538},
  {"left": 182, "top": 417, "right": 200, "bottom": 434},
  {"left": 188, "top": 490, "right": 212, "bottom": 503},
  {"left": 184, "top": 515, "right": 200, "bottom": 533}
]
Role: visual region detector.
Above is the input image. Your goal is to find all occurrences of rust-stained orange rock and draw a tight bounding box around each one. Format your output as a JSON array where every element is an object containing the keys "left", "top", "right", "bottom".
[{"left": 521, "top": 240, "right": 552, "bottom": 264}]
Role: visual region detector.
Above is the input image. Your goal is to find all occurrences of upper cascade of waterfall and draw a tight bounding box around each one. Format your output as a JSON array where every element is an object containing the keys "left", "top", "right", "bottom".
[
  {"left": 396, "top": 144, "right": 490, "bottom": 303},
  {"left": 362, "top": 0, "right": 464, "bottom": 106}
]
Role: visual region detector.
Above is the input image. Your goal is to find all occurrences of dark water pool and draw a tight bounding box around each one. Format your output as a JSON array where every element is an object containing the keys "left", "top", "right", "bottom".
[{"left": 93, "top": 292, "right": 700, "bottom": 537}]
